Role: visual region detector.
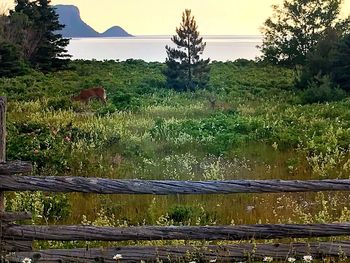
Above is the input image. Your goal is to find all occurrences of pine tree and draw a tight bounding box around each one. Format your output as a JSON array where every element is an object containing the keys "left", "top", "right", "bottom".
[
  {"left": 10, "top": 0, "right": 70, "bottom": 72},
  {"left": 165, "top": 9, "right": 210, "bottom": 91},
  {"left": 30, "top": 0, "right": 70, "bottom": 71}
]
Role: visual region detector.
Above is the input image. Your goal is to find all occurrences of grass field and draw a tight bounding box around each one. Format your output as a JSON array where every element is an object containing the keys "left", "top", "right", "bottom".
[{"left": 2, "top": 60, "right": 350, "bottom": 252}]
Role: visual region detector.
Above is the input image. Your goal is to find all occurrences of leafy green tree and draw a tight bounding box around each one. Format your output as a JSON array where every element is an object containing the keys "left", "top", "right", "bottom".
[
  {"left": 260, "top": 0, "right": 350, "bottom": 67},
  {"left": 330, "top": 34, "right": 350, "bottom": 91},
  {"left": 297, "top": 28, "right": 340, "bottom": 88},
  {"left": 165, "top": 9, "right": 210, "bottom": 91}
]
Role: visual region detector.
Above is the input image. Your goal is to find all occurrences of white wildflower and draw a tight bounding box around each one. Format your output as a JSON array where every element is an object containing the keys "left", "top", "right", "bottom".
[
  {"left": 288, "top": 258, "right": 296, "bottom": 263},
  {"left": 209, "top": 259, "right": 217, "bottom": 263},
  {"left": 22, "top": 258, "right": 32, "bottom": 263},
  {"left": 303, "top": 255, "right": 313, "bottom": 262},
  {"left": 113, "top": 254, "right": 123, "bottom": 260},
  {"left": 263, "top": 256, "right": 273, "bottom": 262},
  {"left": 189, "top": 261, "right": 196, "bottom": 263},
  {"left": 272, "top": 142, "right": 278, "bottom": 150}
]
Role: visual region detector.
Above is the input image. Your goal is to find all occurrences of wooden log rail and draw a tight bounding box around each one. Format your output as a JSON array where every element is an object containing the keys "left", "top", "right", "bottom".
[
  {"left": 0, "top": 212, "right": 32, "bottom": 222},
  {"left": 0, "top": 240, "right": 32, "bottom": 252},
  {"left": 4, "top": 222, "right": 350, "bottom": 241},
  {"left": 2, "top": 175, "right": 350, "bottom": 194},
  {"left": 0, "top": 161, "right": 32, "bottom": 175},
  {"left": 7, "top": 241, "right": 350, "bottom": 262}
]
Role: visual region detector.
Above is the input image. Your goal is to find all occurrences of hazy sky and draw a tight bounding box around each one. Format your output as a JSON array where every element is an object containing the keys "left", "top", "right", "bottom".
[{"left": 3, "top": 0, "right": 350, "bottom": 35}]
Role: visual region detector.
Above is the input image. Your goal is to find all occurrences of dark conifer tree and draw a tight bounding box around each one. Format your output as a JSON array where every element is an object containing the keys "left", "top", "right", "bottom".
[
  {"left": 10, "top": 0, "right": 70, "bottom": 72},
  {"left": 0, "top": 42, "right": 27, "bottom": 77},
  {"left": 330, "top": 34, "right": 350, "bottom": 91},
  {"left": 165, "top": 9, "right": 210, "bottom": 91},
  {"left": 30, "top": 0, "right": 70, "bottom": 71}
]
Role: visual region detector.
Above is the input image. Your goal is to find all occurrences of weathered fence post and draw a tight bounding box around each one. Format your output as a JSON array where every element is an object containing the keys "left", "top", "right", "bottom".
[
  {"left": 0, "top": 97, "right": 6, "bottom": 258},
  {"left": 0, "top": 96, "right": 6, "bottom": 213}
]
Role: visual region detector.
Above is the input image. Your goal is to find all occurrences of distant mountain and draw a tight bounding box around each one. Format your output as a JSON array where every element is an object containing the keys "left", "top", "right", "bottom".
[
  {"left": 101, "top": 26, "right": 130, "bottom": 37},
  {"left": 54, "top": 5, "right": 132, "bottom": 38}
]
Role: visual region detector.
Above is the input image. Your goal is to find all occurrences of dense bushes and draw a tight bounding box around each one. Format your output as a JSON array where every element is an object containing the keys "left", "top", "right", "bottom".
[
  {"left": 301, "top": 75, "right": 346, "bottom": 104},
  {"left": 297, "top": 32, "right": 350, "bottom": 103}
]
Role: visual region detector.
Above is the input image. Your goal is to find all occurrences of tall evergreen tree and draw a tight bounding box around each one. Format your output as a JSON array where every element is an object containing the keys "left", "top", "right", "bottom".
[
  {"left": 10, "top": 0, "right": 70, "bottom": 72},
  {"left": 165, "top": 9, "right": 210, "bottom": 91},
  {"left": 31, "top": 0, "right": 70, "bottom": 71},
  {"left": 260, "top": 0, "right": 350, "bottom": 67}
]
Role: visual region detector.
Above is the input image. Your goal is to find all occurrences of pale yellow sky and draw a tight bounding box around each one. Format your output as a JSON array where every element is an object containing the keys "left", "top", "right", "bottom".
[{"left": 3, "top": 0, "right": 350, "bottom": 35}]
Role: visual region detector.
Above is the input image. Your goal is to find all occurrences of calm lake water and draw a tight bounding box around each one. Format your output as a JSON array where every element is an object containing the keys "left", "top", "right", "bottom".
[{"left": 67, "top": 35, "right": 262, "bottom": 62}]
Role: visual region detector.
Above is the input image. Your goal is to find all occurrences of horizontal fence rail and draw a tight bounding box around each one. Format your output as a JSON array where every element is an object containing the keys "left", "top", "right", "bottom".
[
  {"left": 0, "top": 240, "right": 33, "bottom": 252},
  {"left": 0, "top": 212, "right": 32, "bottom": 222},
  {"left": 0, "top": 161, "right": 32, "bottom": 175},
  {"left": 5, "top": 223, "right": 350, "bottom": 241},
  {"left": 2, "top": 175, "right": 350, "bottom": 194},
  {"left": 7, "top": 242, "right": 350, "bottom": 263}
]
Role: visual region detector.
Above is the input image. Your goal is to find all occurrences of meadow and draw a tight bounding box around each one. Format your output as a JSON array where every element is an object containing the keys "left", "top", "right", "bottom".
[{"left": 2, "top": 59, "right": 350, "bottom": 251}]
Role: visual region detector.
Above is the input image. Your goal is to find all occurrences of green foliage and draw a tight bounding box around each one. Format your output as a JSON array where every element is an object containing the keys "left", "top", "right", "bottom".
[
  {"left": 298, "top": 31, "right": 350, "bottom": 95},
  {"left": 6, "top": 192, "right": 70, "bottom": 222},
  {"left": 330, "top": 34, "right": 350, "bottom": 91},
  {"left": 165, "top": 9, "right": 210, "bottom": 91},
  {"left": 168, "top": 205, "right": 217, "bottom": 225},
  {"left": 47, "top": 97, "right": 73, "bottom": 111},
  {"left": 150, "top": 114, "right": 270, "bottom": 155},
  {"left": 7, "top": 121, "right": 70, "bottom": 173},
  {"left": 5, "top": 0, "right": 71, "bottom": 72},
  {"left": 301, "top": 74, "right": 346, "bottom": 104},
  {"left": 260, "top": 0, "right": 349, "bottom": 66},
  {"left": 111, "top": 89, "right": 141, "bottom": 111},
  {"left": 297, "top": 28, "right": 340, "bottom": 89},
  {"left": 94, "top": 103, "right": 117, "bottom": 116},
  {"left": 2, "top": 60, "right": 350, "bottom": 245},
  {"left": 0, "top": 41, "right": 27, "bottom": 77},
  {"left": 168, "top": 205, "right": 194, "bottom": 223}
]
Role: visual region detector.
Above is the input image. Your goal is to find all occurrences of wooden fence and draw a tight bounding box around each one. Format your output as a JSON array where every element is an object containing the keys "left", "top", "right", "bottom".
[{"left": 2, "top": 96, "right": 350, "bottom": 262}]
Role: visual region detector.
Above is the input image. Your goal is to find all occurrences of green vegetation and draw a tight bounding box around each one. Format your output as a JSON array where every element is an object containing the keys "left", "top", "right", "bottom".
[
  {"left": 165, "top": 9, "right": 210, "bottom": 91},
  {"left": 3, "top": 60, "right": 350, "bottom": 236},
  {"left": 260, "top": 0, "right": 349, "bottom": 67},
  {"left": 260, "top": 0, "right": 350, "bottom": 104},
  {"left": 0, "top": 0, "right": 70, "bottom": 76},
  {"left": 2, "top": 1, "right": 350, "bottom": 259}
]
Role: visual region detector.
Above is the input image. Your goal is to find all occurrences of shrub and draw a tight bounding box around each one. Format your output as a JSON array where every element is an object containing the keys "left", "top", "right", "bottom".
[
  {"left": 0, "top": 41, "right": 27, "bottom": 77},
  {"left": 301, "top": 75, "right": 346, "bottom": 104},
  {"left": 95, "top": 103, "right": 117, "bottom": 116},
  {"left": 168, "top": 205, "right": 194, "bottom": 223},
  {"left": 6, "top": 192, "right": 70, "bottom": 223},
  {"left": 47, "top": 97, "right": 73, "bottom": 111},
  {"left": 111, "top": 90, "right": 141, "bottom": 111}
]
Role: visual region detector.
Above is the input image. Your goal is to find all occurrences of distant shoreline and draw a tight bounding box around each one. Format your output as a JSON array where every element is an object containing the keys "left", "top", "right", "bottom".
[
  {"left": 66, "top": 35, "right": 262, "bottom": 62},
  {"left": 68, "top": 35, "right": 263, "bottom": 40}
]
